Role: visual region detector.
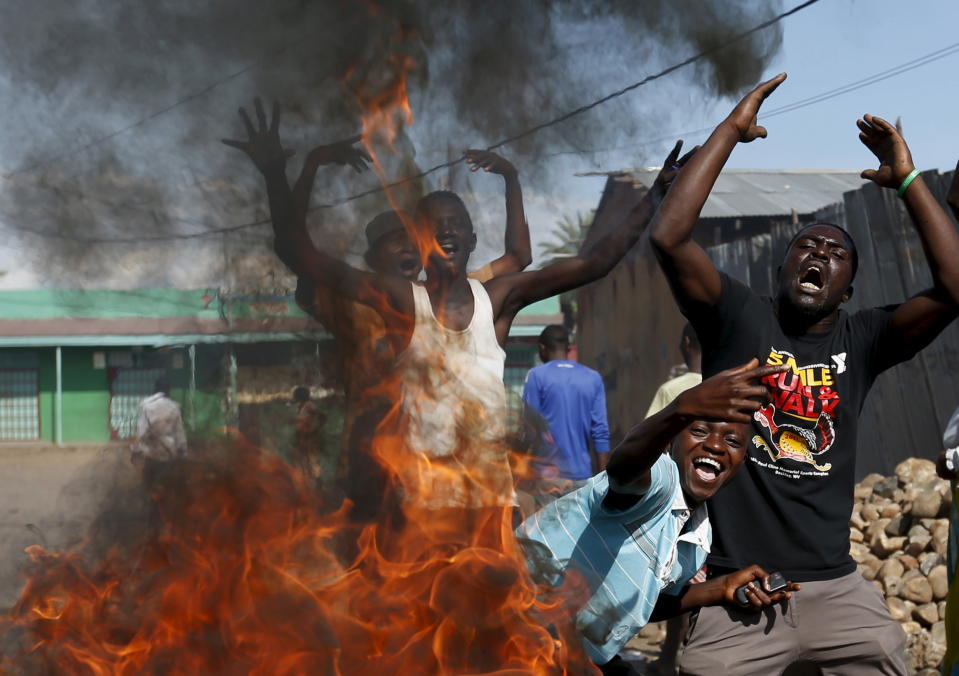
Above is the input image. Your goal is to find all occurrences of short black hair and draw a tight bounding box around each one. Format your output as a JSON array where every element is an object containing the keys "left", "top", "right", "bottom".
[
  {"left": 415, "top": 190, "right": 474, "bottom": 230},
  {"left": 539, "top": 324, "right": 569, "bottom": 349},
  {"left": 154, "top": 376, "right": 171, "bottom": 395},
  {"left": 784, "top": 222, "right": 859, "bottom": 280}
]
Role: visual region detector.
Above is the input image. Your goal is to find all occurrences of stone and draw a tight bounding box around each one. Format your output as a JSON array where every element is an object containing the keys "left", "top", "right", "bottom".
[
  {"left": 859, "top": 472, "right": 886, "bottom": 489},
  {"left": 849, "top": 527, "right": 864, "bottom": 543},
  {"left": 919, "top": 552, "right": 942, "bottom": 576},
  {"left": 879, "top": 502, "right": 909, "bottom": 520},
  {"left": 850, "top": 541, "right": 870, "bottom": 563},
  {"left": 872, "top": 475, "right": 899, "bottom": 499},
  {"left": 903, "top": 569, "right": 922, "bottom": 583},
  {"left": 913, "top": 602, "right": 939, "bottom": 626},
  {"left": 928, "top": 565, "right": 949, "bottom": 600},
  {"left": 926, "top": 621, "right": 948, "bottom": 668},
  {"left": 900, "top": 620, "right": 922, "bottom": 636},
  {"left": 878, "top": 558, "right": 904, "bottom": 580},
  {"left": 910, "top": 485, "right": 943, "bottom": 519},
  {"left": 930, "top": 520, "right": 949, "bottom": 554},
  {"left": 861, "top": 503, "right": 880, "bottom": 523},
  {"left": 882, "top": 575, "right": 903, "bottom": 597},
  {"left": 902, "top": 576, "right": 933, "bottom": 604},
  {"left": 896, "top": 457, "right": 938, "bottom": 485},
  {"left": 850, "top": 505, "right": 866, "bottom": 530},
  {"left": 886, "top": 596, "right": 909, "bottom": 622},
  {"left": 859, "top": 563, "right": 876, "bottom": 581},
  {"left": 938, "top": 601, "right": 947, "bottom": 622},
  {"left": 883, "top": 513, "right": 907, "bottom": 535},
  {"left": 898, "top": 554, "right": 918, "bottom": 571},
  {"left": 866, "top": 517, "right": 892, "bottom": 540},
  {"left": 854, "top": 483, "right": 873, "bottom": 501},
  {"left": 861, "top": 553, "right": 882, "bottom": 572},
  {"left": 871, "top": 533, "right": 906, "bottom": 558},
  {"left": 906, "top": 533, "right": 932, "bottom": 557}
]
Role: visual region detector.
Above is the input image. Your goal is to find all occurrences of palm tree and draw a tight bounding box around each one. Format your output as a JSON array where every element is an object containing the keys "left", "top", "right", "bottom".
[
  {"left": 539, "top": 210, "right": 594, "bottom": 328},
  {"left": 539, "top": 210, "right": 594, "bottom": 265}
]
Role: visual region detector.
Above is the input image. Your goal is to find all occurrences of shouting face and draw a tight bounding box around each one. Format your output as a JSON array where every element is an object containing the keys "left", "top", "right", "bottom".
[
  {"left": 671, "top": 420, "right": 748, "bottom": 505},
  {"left": 366, "top": 229, "right": 421, "bottom": 281},
  {"left": 419, "top": 196, "right": 476, "bottom": 273},
  {"left": 776, "top": 224, "right": 855, "bottom": 319}
]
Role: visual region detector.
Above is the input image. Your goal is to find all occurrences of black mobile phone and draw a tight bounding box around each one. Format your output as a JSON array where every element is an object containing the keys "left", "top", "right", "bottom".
[{"left": 734, "top": 571, "right": 789, "bottom": 605}]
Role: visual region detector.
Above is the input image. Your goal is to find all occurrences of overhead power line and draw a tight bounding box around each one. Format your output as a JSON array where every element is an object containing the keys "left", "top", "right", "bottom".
[
  {"left": 549, "top": 40, "right": 959, "bottom": 159},
  {"left": 10, "top": 0, "right": 822, "bottom": 244}
]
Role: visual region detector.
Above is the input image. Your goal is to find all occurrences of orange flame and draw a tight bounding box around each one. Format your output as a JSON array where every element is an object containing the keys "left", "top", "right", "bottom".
[
  {"left": 0, "top": 438, "right": 592, "bottom": 674},
  {"left": 0, "top": 9, "right": 597, "bottom": 674}
]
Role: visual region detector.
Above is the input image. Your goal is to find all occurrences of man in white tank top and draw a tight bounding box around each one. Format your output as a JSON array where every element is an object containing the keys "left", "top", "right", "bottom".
[{"left": 270, "top": 134, "right": 695, "bottom": 512}]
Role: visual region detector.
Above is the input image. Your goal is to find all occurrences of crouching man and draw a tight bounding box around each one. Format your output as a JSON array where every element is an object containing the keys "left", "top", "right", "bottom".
[{"left": 516, "top": 359, "right": 798, "bottom": 673}]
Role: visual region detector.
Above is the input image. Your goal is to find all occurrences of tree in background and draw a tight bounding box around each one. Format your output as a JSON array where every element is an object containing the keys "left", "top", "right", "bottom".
[{"left": 539, "top": 210, "right": 594, "bottom": 328}]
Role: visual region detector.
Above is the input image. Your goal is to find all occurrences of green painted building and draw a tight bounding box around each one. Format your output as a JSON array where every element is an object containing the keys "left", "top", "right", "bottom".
[
  {"left": 0, "top": 288, "right": 561, "bottom": 445},
  {"left": 0, "top": 288, "right": 325, "bottom": 444}
]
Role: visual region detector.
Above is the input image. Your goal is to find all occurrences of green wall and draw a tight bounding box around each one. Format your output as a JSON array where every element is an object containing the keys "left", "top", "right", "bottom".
[
  {"left": 38, "top": 349, "right": 55, "bottom": 442},
  {"left": 61, "top": 347, "right": 110, "bottom": 442}
]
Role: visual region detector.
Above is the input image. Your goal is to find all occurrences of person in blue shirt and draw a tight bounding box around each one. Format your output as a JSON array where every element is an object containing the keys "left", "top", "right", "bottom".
[
  {"left": 522, "top": 325, "right": 610, "bottom": 501},
  {"left": 517, "top": 359, "right": 799, "bottom": 673}
]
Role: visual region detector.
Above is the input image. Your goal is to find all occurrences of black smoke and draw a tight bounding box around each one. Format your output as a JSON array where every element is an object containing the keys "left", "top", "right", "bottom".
[{"left": 0, "top": 0, "right": 784, "bottom": 285}]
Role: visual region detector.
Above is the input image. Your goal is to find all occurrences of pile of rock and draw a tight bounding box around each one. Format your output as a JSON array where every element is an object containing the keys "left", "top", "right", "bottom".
[{"left": 850, "top": 458, "right": 953, "bottom": 674}]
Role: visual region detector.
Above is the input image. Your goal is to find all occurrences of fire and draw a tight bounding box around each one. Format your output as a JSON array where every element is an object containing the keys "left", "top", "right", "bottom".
[
  {"left": 0, "top": 12, "right": 597, "bottom": 676},
  {"left": 0, "top": 436, "right": 592, "bottom": 674}
]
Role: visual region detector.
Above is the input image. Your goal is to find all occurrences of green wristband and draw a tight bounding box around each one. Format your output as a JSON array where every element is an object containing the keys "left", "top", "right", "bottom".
[{"left": 897, "top": 168, "right": 921, "bottom": 198}]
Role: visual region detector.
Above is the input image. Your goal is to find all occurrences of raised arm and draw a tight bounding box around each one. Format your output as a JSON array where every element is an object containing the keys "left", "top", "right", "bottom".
[
  {"left": 604, "top": 360, "right": 783, "bottom": 501},
  {"left": 648, "top": 73, "right": 786, "bottom": 312},
  {"left": 222, "top": 99, "right": 409, "bottom": 314},
  {"left": 464, "top": 149, "right": 532, "bottom": 277},
  {"left": 487, "top": 142, "right": 694, "bottom": 342},
  {"left": 222, "top": 98, "right": 298, "bottom": 273},
  {"left": 858, "top": 115, "right": 959, "bottom": 356}
]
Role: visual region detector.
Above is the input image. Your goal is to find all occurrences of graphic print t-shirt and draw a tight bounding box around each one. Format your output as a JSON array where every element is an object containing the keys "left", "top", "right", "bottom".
[{"left": 688, "top": 273, "right": 904, "bottom": 582}]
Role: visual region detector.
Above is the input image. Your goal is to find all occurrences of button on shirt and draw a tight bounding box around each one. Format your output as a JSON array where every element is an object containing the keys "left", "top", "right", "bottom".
[{"left": 516, "top": 455, "right": 710, "bottom": 665}]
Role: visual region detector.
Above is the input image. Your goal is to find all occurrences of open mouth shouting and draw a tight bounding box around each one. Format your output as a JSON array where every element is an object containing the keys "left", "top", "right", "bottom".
[
  {"left": 798, "top": 264, "right": 825, "bottom": 294},
  {"left": 691, "top": 454, "right": 725, "bottom": 484},
  {"left": 398, "top": 256, "right": 420, "bottom": 273},
  {"left": 437, "top": 238, "right": 459, "bottom": 258}
]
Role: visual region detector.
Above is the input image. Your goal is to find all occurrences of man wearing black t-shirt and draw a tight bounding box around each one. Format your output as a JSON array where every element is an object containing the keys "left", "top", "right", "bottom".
[{"left": 649, "top": 73, "right": 959, "bottom": 674}]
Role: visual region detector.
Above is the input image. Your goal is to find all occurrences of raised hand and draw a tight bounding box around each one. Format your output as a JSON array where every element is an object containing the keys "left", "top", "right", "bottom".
[
  {"left": 675, "top": 358, "right": 788, "bottom": 424},
  {"left": 858, "top": 114, "right": 916, "bottom": 189},
  {"left": 306, "top": 135, "right": 371, "bottom": 173},
  {"left": 464, "top": 149, "right": 517, "bottom": 177},
  {"left": 724, "top": 73, "right": 787, "bottom": 143},
  {"left": 222, "top": 97, "right": 293, "bottom": 176},
  {"left": 652, "top": 140, "right": 699, "bottom": 195}
]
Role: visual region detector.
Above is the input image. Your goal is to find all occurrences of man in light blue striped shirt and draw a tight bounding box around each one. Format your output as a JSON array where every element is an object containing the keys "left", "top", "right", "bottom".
[{"left": 517, "top": 359, "right": 800, "bottom": 670}]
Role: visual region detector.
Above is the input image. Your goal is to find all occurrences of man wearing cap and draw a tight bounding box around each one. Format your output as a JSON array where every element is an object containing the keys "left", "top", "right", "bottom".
[{"left": 224, "top": 101, "right": 531, "bottom": 514}]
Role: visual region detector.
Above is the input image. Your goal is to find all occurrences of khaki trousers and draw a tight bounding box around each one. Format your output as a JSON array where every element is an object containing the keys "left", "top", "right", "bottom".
[{"left": 678, "top": 570, "right": 906, "bottom": 675}]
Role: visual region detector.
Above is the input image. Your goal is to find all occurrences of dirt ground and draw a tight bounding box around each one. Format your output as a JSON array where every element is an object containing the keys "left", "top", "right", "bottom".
[{"left": 0, "top": 442, "right": 136, "bottom": 610}]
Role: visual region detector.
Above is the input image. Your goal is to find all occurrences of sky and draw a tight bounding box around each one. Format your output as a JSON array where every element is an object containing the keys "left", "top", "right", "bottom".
[
  {"left": 544, "top": 0, "right": 959, "bottom": 256},
  {"left": 0, "top": 0, "right": 957, "bottom": 287}
]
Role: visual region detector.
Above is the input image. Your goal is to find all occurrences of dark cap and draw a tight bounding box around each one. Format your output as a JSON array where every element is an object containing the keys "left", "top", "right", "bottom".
[{"left": 365, "top": 211, "right": 407, "bottom": 249}]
